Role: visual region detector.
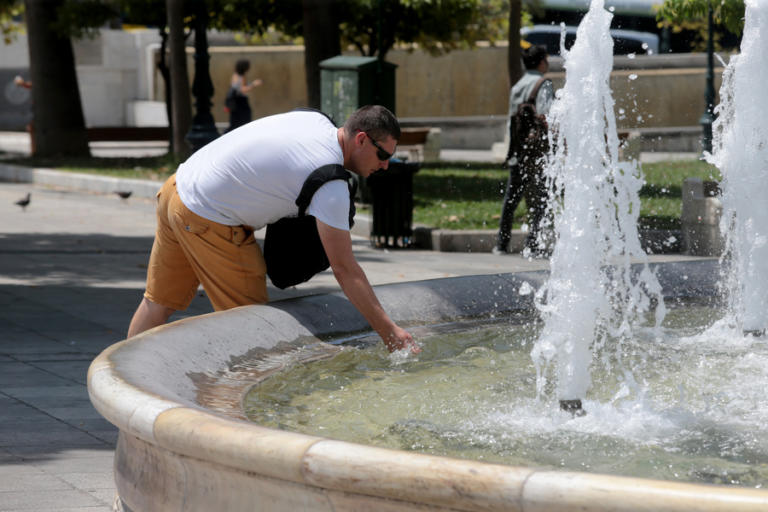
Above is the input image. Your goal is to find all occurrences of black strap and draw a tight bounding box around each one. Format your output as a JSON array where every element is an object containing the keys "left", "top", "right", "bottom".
[
  {"left": 295, "top": 164, "right": 358, "bottom": 228},
  {"left": 263, "top": 164, "right": 357, "bottom": 289}
]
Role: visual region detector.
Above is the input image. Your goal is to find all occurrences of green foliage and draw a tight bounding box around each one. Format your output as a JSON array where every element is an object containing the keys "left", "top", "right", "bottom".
[
  {"left": 336, "top": 0, "right": 509, "bottom": 58},
  {"left": 11, "top": 0, "right": 518, "bottom": 59},
  {"left": 226, "top": 0, "right": 537, "bottom": 51},
  {"left": 0, "top": 0, "right": 23, "bottom": 44},
  {"left": 208, "top": 0, "right": 303, "bottom": 39},
  {"left": 52, "top": 1, "right": 120, "bottom": 39},
  {"left": 656, "top": 0, "right": 746, "bottom": 37},
  {"left": 117, "top": 0, "right": 170, "bottom": 30},
  {"left": 14, "top": 0, "right": 296, "bottom": 43},
  {"left": 207, "top": 0, "right": 511, "bottom": 58}
]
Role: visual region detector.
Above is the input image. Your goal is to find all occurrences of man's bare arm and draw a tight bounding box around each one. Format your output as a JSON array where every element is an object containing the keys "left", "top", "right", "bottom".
[{"left": 317, "top": 219, "right": 418, "bottom": 352}]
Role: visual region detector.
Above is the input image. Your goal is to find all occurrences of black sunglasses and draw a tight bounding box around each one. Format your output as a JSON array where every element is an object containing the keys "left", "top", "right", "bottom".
[{"left": 366, "top": 133, "right": 394, "bottom": 161}]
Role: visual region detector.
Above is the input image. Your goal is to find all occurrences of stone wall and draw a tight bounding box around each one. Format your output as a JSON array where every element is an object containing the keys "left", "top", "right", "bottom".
[{"left": 162, "top": 45, "right": 724, "bottom": 134}]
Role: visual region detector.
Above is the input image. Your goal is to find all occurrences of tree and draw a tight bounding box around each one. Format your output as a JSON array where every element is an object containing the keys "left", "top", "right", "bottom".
[
  {"left": 2, "top": 0, "right": 119, "bottom": 157},
  {"left": 656, "top": 0, "right": 745, "bottom": 152},
  {"left": 166, "top": 0, "right": 192, "bottom": 159},
  {"left": 334, "top": 0, "right": 506, "bottom": 60},
  {"left": 656, "top": 0, "right": 745, "bottom": 50},
  {"left": 508, "top": 0, "right": 523, "bottom": 87},
  {"left": 302, "top": 0, "right": 340, "bottom": 108},
  {"left": 24, "top": 0, "right": 91, "bottom": 157},
  {"left": 657, "top": 0, "right": 745, "bottom": 35}
]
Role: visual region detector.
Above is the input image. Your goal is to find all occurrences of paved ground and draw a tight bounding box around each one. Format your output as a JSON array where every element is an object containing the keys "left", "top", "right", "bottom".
[{"left": 0, "top": 133, "right": 703, "bottom": 511}]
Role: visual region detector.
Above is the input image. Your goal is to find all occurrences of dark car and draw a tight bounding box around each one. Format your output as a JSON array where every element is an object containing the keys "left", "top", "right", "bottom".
[{"left": 521, "top": 25, "right": 659, "bottom": 55}]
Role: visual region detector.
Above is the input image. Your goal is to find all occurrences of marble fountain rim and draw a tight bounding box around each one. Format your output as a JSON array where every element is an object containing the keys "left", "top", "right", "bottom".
[{"left": 87, "top": 259, "right": 768, "bottom": 511}]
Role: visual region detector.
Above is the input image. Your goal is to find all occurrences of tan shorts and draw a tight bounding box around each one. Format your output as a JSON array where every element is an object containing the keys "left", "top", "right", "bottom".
[{"left": 144, "top": 174, "right": 268, "bottom": 311}]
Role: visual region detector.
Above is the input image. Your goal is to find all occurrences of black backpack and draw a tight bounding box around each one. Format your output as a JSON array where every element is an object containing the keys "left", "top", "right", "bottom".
[
  {"left": 263, "top": 164, "right": 357, "bottom": 289},
  {"left": 506, "top": 77, "right": 551, "bottom": 169}
]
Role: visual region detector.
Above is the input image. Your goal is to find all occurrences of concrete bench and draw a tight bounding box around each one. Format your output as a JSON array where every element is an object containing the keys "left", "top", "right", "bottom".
[
  {"left": 87, "top": 126, "right": 170, "bottom": 142},
  {"left": 395, "top": 127, "right": 441, "bottom": 162},
  {"left": 681, "top": 177, "right": 724, "bottom": 256}
]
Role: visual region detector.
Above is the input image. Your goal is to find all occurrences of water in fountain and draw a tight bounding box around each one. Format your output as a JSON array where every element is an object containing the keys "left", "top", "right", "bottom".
[
  {"left": 531, "top": 0, "right": 665, "bottom": 406},
  {"left": 245, "top": 306, "right": 768, "bottom": 487},
  {"left": 707, "top": 0, "right": 768, "bottom": 335}
]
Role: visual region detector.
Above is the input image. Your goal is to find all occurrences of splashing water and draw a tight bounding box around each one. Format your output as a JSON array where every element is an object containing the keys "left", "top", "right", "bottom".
[
  {"left": 532, "top": 0, "right": 665, "bottom": 402},
  {"left": 707, "top": 0, "right": 768, "bottom": 335}
]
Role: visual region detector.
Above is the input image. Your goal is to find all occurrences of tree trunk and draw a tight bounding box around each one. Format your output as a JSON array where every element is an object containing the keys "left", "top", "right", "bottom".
[
  {"left": 24, "top": 0, "right": 90, "bottom": 157},
  {"left": 302, "top": 0, "right": 340, "bottom": 109},
  {"left": 156, "top": 27, "right": 174, "bottom": 154},
  {"left": 508, "top": 0, "right": 523, "bottom": 88},
  {"left": 166, "top": 0, "right": 192, "bottom": 160}
]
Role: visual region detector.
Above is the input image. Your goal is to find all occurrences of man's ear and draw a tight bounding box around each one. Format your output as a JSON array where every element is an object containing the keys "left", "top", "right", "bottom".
[{"left": 353, "top": 131, "right": 367, "bottom": 147}]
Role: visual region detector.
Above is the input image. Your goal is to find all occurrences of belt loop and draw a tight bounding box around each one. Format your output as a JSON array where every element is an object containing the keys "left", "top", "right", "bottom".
[{"left": 231, "top": 226, "right": 244, "bottom": 246}]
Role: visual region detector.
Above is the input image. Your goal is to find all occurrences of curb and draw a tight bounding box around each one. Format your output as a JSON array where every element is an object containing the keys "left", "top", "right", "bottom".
[{"left": 0, "top": 162, "right": 162, "bottom": 199}]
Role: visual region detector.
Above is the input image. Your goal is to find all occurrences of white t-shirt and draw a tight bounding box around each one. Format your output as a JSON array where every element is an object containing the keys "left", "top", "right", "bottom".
[{"left": 176, "top": 110, "right": 350, "bottom": 231}]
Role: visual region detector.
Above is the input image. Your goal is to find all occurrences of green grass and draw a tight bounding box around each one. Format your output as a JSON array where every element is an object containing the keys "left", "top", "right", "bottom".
[
  {"left": 410, "top": 159, "right": 720, "bottom": 230},
  {"left": 411, "top": 166, "right": 508, "bottom": 230},
  {"left": 6, "top": 154, "right": 178, "bottom": 181},
  {"left": 5, "top": 153, "right": 719, "bottom": 232}
]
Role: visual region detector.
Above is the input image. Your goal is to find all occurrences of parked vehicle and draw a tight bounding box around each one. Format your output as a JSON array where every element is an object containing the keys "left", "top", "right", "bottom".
[{"left": 521, "top": 24, "right": 659, "bottom": 55}]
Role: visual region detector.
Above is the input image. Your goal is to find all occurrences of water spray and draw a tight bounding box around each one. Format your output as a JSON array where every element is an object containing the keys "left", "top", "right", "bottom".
[
  {"left": 532, "top": 0, "right": 665, "bottom": 409},
  {"left": 708, "top": 0, "right": 768, "bottom": 336}
]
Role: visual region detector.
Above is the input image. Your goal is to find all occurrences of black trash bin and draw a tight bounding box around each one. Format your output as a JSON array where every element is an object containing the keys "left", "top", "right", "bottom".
[{"left": 366, "top": 160, "right": 420, "bottom": 248}]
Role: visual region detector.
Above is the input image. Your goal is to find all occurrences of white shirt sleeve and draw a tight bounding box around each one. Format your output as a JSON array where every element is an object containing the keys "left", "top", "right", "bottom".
[{"left": 307, "top": 180, "right": 351, "bottom": 231}]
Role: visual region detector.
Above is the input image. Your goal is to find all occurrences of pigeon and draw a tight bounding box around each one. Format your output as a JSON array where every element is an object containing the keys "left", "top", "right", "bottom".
[
  {"left": 15, "top": 193, "right": 30, "bottom": 211},
  {"left": 115, "top": 190, "right": 133, "bottom": 200}
]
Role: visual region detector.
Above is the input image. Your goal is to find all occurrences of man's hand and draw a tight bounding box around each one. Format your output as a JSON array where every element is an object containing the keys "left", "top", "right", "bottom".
[
  {"left": 383, "top": 326, "right": 421, "bottom": 354},
  {"left": 317, "top": 219, "right": 421, "bottom": 355}
]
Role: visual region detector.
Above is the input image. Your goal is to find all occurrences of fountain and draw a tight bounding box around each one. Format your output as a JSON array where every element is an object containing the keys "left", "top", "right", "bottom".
[
  {"left": 87, "top": 1, "right": 768, "bottom": 510},
  {"left": 532, "top": 0, "right": 664, "bottom": 412},
  {"left": 89, "top": 262, "right": 768, "bottom": 511},
  {"left": 706, "top": 0, "right": 768, "bottom": 336}
]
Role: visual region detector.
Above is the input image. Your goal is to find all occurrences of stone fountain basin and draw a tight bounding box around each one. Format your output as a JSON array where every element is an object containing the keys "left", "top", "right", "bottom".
[{"left": 88, "top": 259, "right": 768, "bottom": 511}]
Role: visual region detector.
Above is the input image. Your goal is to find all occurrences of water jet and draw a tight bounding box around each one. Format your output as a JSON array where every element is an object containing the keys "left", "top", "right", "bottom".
[{"left": 532, "top": 0, "right": 664, "bottom": 410}]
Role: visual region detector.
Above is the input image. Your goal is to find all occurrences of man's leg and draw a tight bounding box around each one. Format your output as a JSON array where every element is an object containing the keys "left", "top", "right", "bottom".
[
  {"left": 523, "top": 167, "right": 550, "bottom": 255},
  {"left": 496, "top": 164, "right": 524, "bottom": 253},
  {"left": 128, "top": 175, "right": 200, "bottom": 338},
  {"left": 127, "top": 297, "right": 175, "bottom": 338}
]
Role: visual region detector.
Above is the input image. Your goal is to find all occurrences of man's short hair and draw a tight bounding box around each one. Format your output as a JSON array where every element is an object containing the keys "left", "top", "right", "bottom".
[
  {"left": 523, "top": 45, "right": 548, "bottom": 70},
  {"left": 343, "top": 105, "right": 401, "bottom": 141}
]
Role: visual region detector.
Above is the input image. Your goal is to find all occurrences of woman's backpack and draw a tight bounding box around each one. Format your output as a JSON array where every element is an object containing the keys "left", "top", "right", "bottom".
[{"left": 507, "top": 77, "right": 551, "bottom": 169}]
